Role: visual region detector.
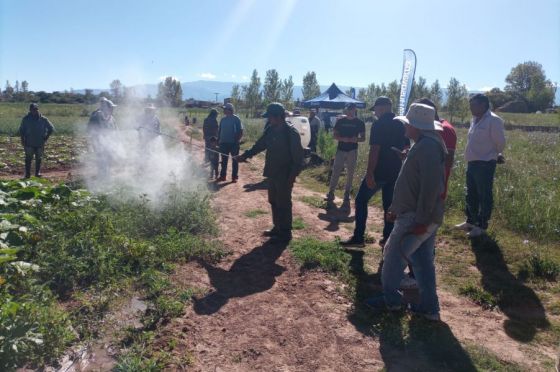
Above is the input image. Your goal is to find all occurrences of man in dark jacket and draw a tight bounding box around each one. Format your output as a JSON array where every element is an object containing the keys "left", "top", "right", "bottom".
[
  {"left": 341, "top": 97, "right": 407, "bottom": 248},
  {"left": 18, "top": 103, "right": 55, "bottom": 178},
  {"left": 235, "top": 102, "right": 304, "bottom": 243},
  {"left": 203, "top": 108, "right": 219, "bottom": 162}
]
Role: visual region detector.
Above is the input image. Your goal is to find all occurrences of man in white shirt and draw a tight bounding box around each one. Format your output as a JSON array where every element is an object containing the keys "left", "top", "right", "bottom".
[{"left": 455, "top": 94, "right": 506, "bottom": 237}]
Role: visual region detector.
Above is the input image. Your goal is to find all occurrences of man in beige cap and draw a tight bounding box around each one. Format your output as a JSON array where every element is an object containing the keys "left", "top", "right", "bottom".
[{"left": 365, "top": 103, "right": 446, "bottom": 322}]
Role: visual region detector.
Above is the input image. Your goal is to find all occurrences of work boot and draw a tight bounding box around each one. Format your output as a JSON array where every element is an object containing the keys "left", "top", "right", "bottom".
[
  {"left": 232, "top": 176, "right": 239, "bottom": 183},
  {"left": 216, "top": 175, "right": 226, "bottom": 182}
]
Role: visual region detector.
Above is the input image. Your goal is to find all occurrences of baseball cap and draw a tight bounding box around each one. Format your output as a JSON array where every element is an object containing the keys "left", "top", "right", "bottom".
[
  {"left": 29, "top": 103, "right": 39, "bottom": 110},
  {"left": 369, "top": 96, "right": 392, "bottom": 110},
  {"left": 222, "top": 103, "right": 234, "bottom": 111},
  {"left": 262, "top": 102, "right": 286, "bottom": 118}
]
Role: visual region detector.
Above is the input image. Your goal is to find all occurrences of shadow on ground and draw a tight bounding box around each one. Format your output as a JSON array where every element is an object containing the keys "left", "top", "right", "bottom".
[
  {"left": 318, "top": 208, "right": 355, "bottom": 232},
  {"left": 243, "top": 179, "right": 268, "bottom": 192},
  {"left": 193, "top": 240, "right": 289, "bottom": 315},
  {"left": 470, "top": 234, "right": 550, "bottom": 342},
  {"left": 346, "top": 250, "right": 477, "bottom": 371}
]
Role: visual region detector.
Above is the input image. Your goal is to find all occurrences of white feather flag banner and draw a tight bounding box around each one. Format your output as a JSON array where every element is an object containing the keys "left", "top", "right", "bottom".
[{"left": 398, "top": 49, "right": 417, "bottom": 116}]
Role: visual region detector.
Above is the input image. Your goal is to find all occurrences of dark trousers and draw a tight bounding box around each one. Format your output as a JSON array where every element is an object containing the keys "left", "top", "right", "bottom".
[
  {"left": 24, "top": 146, "right": 44, "bottom": 177},
  {"left": 219, "top": 143, "right": 240, "bottom": 178},
  {"left": 268, "top": 177, "right": 293, "bottom": 236},
  {"left": 465, "top": 160, "right": 496, "bottom": 230},
  {"left": 353, "top": 177, "right": 395, "bottom": 241}
]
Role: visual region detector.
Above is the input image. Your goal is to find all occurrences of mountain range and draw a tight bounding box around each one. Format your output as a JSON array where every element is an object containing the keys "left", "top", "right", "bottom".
[{"left": 77, "top": 80, "right": 560, "bottom": 104}]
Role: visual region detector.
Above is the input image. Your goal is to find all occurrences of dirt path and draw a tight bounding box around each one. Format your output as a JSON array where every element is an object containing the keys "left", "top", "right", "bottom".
[{"left": 158, "top": 151, "right": 556, "bottom": 371}]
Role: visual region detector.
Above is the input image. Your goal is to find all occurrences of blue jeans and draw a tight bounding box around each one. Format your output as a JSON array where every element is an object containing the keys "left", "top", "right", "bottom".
[
  {"left": 382, "top": 212, "right": 440, "bottom": 315},
  {"left": 353, "top": 178, "right": 395, "bottom": 241},
  {"left": 465, "top": 160, "right": 496, "bottom": 230}
]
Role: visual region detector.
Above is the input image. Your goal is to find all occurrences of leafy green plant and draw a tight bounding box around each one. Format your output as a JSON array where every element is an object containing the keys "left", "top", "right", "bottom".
[
  {"left": 459, "top": 283, "right": 497, "bottom": 310},
  {"left": 518, "top": 253, "right": 559, "bottom": 281}
]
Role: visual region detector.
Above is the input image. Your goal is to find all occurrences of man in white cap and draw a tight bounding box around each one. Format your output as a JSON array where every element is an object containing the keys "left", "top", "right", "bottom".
[
  {"left": 217, "top": 102, "right": 243, "bottom": 182},
  {"left": 87, "top": 97, "right": 118, "bottom": 177},
  {"left": 365, "top": 103, "right": 447, "bottom": 322}
]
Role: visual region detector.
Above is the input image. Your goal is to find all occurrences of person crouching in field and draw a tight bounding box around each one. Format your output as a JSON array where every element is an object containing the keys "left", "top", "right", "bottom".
[
  {"left": 87, "top": 97, "right": 118, "bottom": 178},
  {"left": 366, "top": 103, "right": 446, "bottom": 322},
  {"left": 18, "top": 103, "right": 55, "bottom": 178},
  {"left": 207, "top": 136, "right": 220, "bottom": 180},
  {"left": 325, "top": 103, "right": 366, "bottom": 212},
  {"left": 235, "top": 103, "right": 304, "bottom": 243}
]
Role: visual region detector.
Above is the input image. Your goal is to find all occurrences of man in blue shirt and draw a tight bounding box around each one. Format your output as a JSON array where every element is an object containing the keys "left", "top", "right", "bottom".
[{"left": 217, "top": 103, "right": 243, "bottom": 182}]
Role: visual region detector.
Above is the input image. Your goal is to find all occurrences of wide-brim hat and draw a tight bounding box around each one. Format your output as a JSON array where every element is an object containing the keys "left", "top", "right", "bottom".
[{"left": 394, "top": 103, "right": 443, "bottom": 131}]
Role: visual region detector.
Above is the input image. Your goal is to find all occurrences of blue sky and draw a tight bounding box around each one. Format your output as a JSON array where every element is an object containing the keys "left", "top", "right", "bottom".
[{"left": 1, "top": 0, "right": 559, "bottom": 92}]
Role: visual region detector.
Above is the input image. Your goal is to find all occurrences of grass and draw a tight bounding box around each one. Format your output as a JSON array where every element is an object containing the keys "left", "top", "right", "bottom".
[
  {"left": 459, "top": 283, "right": 498, "bottom": 310},
  {"left": 244, "top": 209, "right": 267, "bottom": 218},
  {"left": 298, "top": 195, "right": 328, "bottom": 209},
  {"left": 289, "top": 237, "right": 350, "bottom": 276},
  {"left": 292, "top": 217, "right": 306, "bottom": 230}
]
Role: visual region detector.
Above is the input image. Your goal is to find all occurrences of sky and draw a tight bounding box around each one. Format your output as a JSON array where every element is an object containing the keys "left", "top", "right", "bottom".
[{"left": 1, "top": 0, "right": 559, "bottom": 92}]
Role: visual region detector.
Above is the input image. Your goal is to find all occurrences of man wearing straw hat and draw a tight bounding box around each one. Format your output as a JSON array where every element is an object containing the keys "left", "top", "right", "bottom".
[{"left": 365, "top": 103, "right": 447, "bottom": 321}]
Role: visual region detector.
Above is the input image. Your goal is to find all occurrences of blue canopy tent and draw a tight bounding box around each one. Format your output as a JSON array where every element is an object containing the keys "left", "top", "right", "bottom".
[{"left": 301, "top": 83, "right": 366, "bottom": 109}]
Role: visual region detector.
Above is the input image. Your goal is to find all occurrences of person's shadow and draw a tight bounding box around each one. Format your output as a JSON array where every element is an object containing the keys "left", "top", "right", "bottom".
[
  {"left": 243, "top": 179, "right": 268, "bottom": 192},
  {"left": 193, "top": 240, "right": 289, "bottom": 315},
  {"left": 346, "top": 250, "right": 477, "bottom": 371},
  {"left": 318, "top": 208, "right": 355, "bottom": 232},
  {"left": 470, "top": 234, "right": 550, "bottom": 342}
]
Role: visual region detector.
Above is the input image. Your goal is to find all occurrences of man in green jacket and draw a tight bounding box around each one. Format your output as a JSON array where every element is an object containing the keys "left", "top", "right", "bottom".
[
  {"left": 18, "top": 103, "right": 55, "bottom": 178},
  {"left": 235, "top": 102, "right": 304, "bottom": 243}
]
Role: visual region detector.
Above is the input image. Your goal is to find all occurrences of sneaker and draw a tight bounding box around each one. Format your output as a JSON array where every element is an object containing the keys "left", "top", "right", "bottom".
[
  {"left": 216, "top": 176, "right": 226, "bottom": 182},
  {"left": 232, "top": 176, "right": 239, "bottom": 183},
  {"left": 340, "top": 236, "right": 365, "bottom": 248},
  {"left": 454, "top": 221, "right": 474, "bottom": 231},
  {"left": 263, "top": 229, "right": 279, "bottom": 237},
  {"left": 399, "top": 276, "right": 418, "bottom": 289},
  {"left": 364, "top": 295, "right": 401, "bottom": 312},
  {"left": 467, "top": 226, "right": 485, "bottom": 238}
]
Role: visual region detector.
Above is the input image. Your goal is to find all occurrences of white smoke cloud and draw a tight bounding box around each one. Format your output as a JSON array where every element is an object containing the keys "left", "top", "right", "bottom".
[{"left": 80, "top": 105, "right": 204, "bottom": 207}]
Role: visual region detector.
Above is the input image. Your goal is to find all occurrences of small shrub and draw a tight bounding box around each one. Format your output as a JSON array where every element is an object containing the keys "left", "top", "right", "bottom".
[
  {"left": 459, "top": 284, "right": 497, "bottom": 310},
  {"left": 518, "top": 253, "right": 559, "bottom": 281}
]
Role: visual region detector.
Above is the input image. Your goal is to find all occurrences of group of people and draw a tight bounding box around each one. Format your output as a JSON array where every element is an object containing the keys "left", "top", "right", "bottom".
[
  {"left": 229, "top": 93, "right": 505, "bottom": 321},
  {"left": 17, "top": 92, "right": 505, "bottom": 320}
]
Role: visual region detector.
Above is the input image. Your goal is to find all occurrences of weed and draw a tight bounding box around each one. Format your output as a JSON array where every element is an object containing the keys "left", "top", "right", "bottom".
[
  {"left": 459, "top": 283, "right": 498, "bottom": 310},
  {"left": 518, "top": 253, "right": 560, "bottom": 281},
  {"left": 290, "top": 237, "right": 350, "bottom": 276},
  {"left": 292, "top": 217, "right": 305, "bottom": 230},
  {"left": 245, "top": 209, "right": 267, "bottom": 218},
  {"left": 299, "top": 195, "right": 327, "bottom": 209}
]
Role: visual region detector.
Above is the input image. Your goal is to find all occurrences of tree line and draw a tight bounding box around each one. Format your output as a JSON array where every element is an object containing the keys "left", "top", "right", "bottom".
[{"left": 231, "top": 61, "right": 557, "bottom": 121}]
